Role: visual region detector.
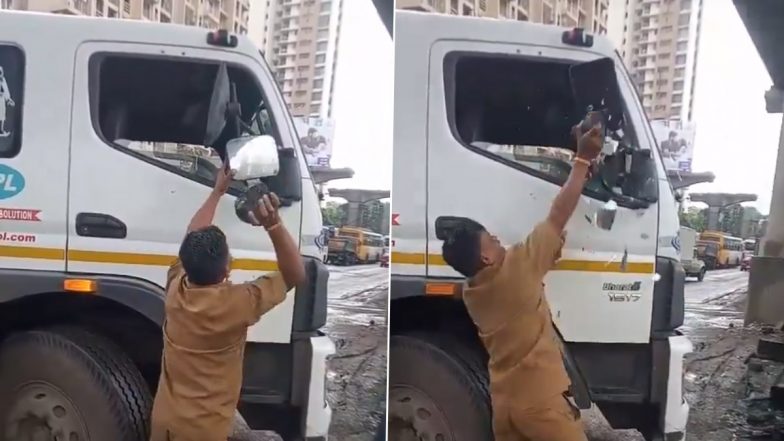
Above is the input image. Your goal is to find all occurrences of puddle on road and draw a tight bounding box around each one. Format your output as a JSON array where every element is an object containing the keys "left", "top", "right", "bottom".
[
  {"left": 682, "top": 308, "right": 744, "bottom": 336},
  {"left": 327, "top": 308, "right": 383, "bottom": 326}
]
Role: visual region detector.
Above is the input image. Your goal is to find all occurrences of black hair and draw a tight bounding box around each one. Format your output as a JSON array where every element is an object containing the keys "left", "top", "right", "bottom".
[
  {"left": 442, "top": 220, "right": 486, "bottom": 278},
  {"left": 179, "top": 225, "right": 230, "bottom": 286}
]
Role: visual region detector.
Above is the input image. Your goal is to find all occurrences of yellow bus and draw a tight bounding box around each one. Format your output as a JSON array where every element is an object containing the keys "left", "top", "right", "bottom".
[
  {"left": 337, "top": 227, "right": 385, "bottom": 263},
  {"left": 696, "top": 231, "right": 743, "bottom": 269}
]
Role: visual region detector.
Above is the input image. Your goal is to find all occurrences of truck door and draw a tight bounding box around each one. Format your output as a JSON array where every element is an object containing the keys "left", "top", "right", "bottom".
[
  {"left": 0, "top": 37, "right": 69, "bottom": 273},
  {"left": 425, "top": 41, "right": 660, "bottom": 345},
  {"left": 67, "top": 42, "right": 302, "bottom": 343}
]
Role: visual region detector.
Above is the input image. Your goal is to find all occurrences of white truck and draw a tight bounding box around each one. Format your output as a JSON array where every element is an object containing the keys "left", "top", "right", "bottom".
[
  {"left": 0, "top": 10, "right": 332, "bottom": 441},
  {"left": 389, "top": 11, "right": 691, "bottom": 441}
]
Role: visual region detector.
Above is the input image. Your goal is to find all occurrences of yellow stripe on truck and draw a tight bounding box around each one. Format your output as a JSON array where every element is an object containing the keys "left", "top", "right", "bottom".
[
  {"left": 391, "top": 252, "right": 655, "bottom": 274},
  {"left": 0, "top": 245, "right": 279, "bottom": 271}
]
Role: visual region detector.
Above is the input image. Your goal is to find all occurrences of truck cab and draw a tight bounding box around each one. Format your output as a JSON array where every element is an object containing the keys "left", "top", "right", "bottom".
[
  {"left": 0, "top": 11, "right": 332, "bottom": 440},
  {"left": 389, "top": 11, "right": 690, "bottom": 441}
]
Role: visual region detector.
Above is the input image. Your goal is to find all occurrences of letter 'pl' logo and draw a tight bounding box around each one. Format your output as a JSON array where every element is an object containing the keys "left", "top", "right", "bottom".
[{"left": 0, "top": 164, "right": 24, "bottom": 200}]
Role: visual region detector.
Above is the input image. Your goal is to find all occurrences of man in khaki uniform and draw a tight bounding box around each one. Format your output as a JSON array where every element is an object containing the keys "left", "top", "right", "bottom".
[
  {"left": 150, "top": 164, "right": 305, "bottom": 441},
  {"left": 441, "top": 122, "right": 603, "bottom": 441}
]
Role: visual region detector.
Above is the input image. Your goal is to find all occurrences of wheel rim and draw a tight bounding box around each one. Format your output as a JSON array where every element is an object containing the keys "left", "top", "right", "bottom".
[
  {"left": 5, "top": 382, "right": 89, "bottom": 441},
  {"left": 389, "top": 385, "right": 451, "bottom": 441}
]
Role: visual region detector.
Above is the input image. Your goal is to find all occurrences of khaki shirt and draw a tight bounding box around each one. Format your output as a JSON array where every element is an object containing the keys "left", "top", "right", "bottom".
[
  {"left": 150, "top": 259, "right": 288, "bottom": 441},
  {"left": 462, "top": 221, "right": 570, "bottom": 410}
]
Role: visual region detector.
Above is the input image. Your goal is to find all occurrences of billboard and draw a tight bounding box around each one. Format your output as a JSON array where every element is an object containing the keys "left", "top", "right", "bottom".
[
  {"left": 650, "top": 119, "right": 696, "bottom": 173},
  {"left": 294, "top": 117, "right": 335, "bottom": 168}
]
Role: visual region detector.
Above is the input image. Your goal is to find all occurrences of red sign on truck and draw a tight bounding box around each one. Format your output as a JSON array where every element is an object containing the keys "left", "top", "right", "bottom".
[{"left": 0, "top": 208, "right": 41, "bottom": 222}]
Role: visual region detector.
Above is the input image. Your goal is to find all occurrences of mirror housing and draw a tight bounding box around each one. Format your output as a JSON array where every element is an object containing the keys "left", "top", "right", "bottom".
[
  {"left": 226, "top": 135, "right": 280, "bottom": 180},
  {"left": 622, "top": 148, "right": 658, "bottom": 203},
  {"left": 595, "top": 200, "right": 618, "bottom": 231}
]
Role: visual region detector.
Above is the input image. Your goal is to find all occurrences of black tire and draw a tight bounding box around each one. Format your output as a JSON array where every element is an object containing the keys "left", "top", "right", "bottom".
[
  {"left": 697, "top": 268, "right": 706, "bottom": 282},
  {"left": 0, "top": 327, "right": 152, "bottom": 441},
  {"left": 388, "top": 333, "right": 492, "bottom": 441}
]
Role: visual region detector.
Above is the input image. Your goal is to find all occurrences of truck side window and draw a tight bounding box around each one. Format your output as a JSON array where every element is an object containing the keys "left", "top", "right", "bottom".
[
  {"left": 444, "top": 53, "right": 636, "bottom": 193},
  {"left": 88, "top": 54, "right": 278, "bottom": 189},
  {"left": 0, "top": 45, "right": 24, "bottom": 158}
]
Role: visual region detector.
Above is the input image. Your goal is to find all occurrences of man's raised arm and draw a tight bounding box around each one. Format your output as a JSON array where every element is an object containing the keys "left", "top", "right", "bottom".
[
  {"left": 513, "top": 119, "right": 604, "bottom": 276},
  {"left": 252, "top": 193, "right": 306, "bottom": 290},
  {"left": 238, "top": 192, "right": 306, "bottom": 325},
  {"left": 546, "top": 124, "right": 604, "bottom": 233},
  {"left": 187, "top": 162, "right": 234, "bottom": 234}
]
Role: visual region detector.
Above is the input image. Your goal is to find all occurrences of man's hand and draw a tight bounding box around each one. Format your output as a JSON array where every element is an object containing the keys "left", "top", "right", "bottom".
[
  {"left": 213, "top": 162, "right": 235, "bottom": 196},
  {"left": 186, "top": 161, "right": 232, "bottom": 233},
  {"left": 546, "top": 121, "right": 603, "bottom": 234},
  {"left": 8, "top": 99, "right": 14, "bottom": 107},
  {"left": 572, "top": 125, "right": 603, "bottom": 162},
  {"left": 251, "top": 193, "right": 282, "bottom": 230},
  {"left": 254, "top": 192, "right": 304, "bottom": 289}
]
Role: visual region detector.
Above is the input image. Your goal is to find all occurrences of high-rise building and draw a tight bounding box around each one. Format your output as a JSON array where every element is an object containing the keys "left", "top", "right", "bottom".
[
  {"left": 249, "top": 0, "right": 342, "bottom": 119},
  {"left": 396, "top": 0, "right": 610, "bottom": 35},
  {"left": 609, "top": 0, "right": 703, "bottom": 122},
  {"left": 5, "top": 0, "right": 250, "bottom": 32}
]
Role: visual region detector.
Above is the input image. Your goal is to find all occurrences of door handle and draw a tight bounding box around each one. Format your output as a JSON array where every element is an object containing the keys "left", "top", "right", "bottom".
[{"left": 75, "top": 213, "right": 127, "bottom": 239}]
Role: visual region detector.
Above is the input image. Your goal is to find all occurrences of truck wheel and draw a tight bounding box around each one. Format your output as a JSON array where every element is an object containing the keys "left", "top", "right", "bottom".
[
  {"left": 698, "top": 268, "right": 706, "bottom": 282},
  {"left": 388, "top": 334, "right": 492, "bottom": 441},
  {"left": 0, "top": 327, "right": 152, "bottom": 441}
]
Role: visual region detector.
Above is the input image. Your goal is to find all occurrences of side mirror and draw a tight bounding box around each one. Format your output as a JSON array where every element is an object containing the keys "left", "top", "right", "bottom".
[
  {"left": 226, "top": 135, "right": 280, "bottom": 180},
  {"left": 595, "top": 200, "right": 618, "bottom": 231}
]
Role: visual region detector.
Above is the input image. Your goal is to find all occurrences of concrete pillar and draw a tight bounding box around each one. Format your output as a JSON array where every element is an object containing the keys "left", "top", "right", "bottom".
[
  {"left": 746, "top": 89, "right": 784, "bottom": 324},
  {"left": 345, "top": 202, "right": 362, "bottom": 227}
]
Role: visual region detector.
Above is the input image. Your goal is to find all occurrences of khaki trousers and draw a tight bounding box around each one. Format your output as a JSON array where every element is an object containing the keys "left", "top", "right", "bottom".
[{"left": 492, "top": 393, "right": 588, "bottom": 441}]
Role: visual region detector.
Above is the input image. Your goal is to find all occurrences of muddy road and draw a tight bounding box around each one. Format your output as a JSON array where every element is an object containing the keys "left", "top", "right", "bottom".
[
  {"left": 584, "top": 268, "right": 753, "bottom": 440},
  {"left": 325, "top": 264, "right": 389, "bottom": 441}
]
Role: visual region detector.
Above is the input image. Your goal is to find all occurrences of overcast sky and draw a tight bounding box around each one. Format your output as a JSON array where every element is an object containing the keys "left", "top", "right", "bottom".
[
  {"left": 687, "top": 0, "right": 781, "bottom": 214},
  {"left": 327, "top": 0, "right": 393, "bottom": 193}
]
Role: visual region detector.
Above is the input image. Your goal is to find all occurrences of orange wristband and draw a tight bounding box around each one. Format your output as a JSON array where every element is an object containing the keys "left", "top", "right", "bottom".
[
  {"left": 573, "top": 157, "right": 592, "bottom": 167},
  {"left": 266, "top": 223, "right": 281, "bottom": 232}
]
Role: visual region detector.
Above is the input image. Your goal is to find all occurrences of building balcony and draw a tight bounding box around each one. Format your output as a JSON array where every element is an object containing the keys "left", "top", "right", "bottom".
[
  {"left": 397, "top": 0, "right": 444, "bottom": 13},
  {"left": 28, "top": 0, "right": 92, "bottom": 15}
]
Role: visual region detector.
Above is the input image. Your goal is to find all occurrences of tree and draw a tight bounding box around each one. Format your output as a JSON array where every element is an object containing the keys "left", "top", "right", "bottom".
[
  {"left": 321, "top": 201, "right": 346, "bottom": 226},
  {"left": 719, "top": 205, "right": 745, "bottom": 237},
  {"left": 680, "top": 206, "right": 706, "bottom": 232},
  {"left": 359, "top": 200, "right": 385, "bottom": 234}
]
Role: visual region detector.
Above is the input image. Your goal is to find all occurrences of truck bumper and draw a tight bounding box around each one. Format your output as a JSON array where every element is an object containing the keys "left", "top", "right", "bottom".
[
  {"left": 664, "top": 334, "right": 692, "bottom": 440},
  {"left": 306, "top": 334, "right": 336, "bottom": 439}
]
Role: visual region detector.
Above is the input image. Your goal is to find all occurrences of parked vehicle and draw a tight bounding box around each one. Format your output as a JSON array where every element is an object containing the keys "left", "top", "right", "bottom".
[
  {"left": 683, "top": 250, "right": 706, "bottom": 281},
  {"left": 680, "top": 227, "right": 706, "bottom": 281},
  {"left": 697, "top": 231, "right": 743, "bottom": 268},
  {"left": 338, "top": 227, "right": 385, "bottom": 263},
  {"left": 327, "top": 236, "right": 360, "bottom": 265},
  {"left": 741, "top": 254, "right": 753, "bottom": 271}
]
